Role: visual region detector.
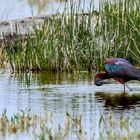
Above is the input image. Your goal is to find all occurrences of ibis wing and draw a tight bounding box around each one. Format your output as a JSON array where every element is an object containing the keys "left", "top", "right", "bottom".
[{"left": 104, "top": 62, "right": 140, "bottom": 80}]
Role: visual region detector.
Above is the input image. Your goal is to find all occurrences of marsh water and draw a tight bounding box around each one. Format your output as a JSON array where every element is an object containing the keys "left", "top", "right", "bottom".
[{"left": 0, "top": 69, "right": 140, "bottom": 139}]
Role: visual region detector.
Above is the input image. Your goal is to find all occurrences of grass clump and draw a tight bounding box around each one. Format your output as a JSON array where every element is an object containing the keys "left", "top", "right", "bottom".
[
  {"left": 0, "top": 110, "right": 85, "bottom": 140},
  {"left": 0, "top": 110, "right": 139, "bottom": 140},
  {"left": 99, "top": 112, "right": 140, "bottom": 140},
  {"left": 3, "top": 0, "right": 140, "bottom": 72},
  {"left": 4, "top": 11, "right": 96, "bottom": 72},
  {"left": 98, "top": 0, "right": 140, "bottom": 66}
]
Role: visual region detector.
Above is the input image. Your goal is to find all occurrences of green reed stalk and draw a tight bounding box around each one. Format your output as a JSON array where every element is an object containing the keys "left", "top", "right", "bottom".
[{"left": 3, "top": 0, "right": 140, "bottom": 72}]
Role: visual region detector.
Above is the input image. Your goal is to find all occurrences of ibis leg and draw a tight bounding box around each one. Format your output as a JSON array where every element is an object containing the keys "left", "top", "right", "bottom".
[
  {"left": 125, "top": 83, "right": 133, "bottom": 91},
  {"left": 123, "top": 84, "right": 125, "bottom": 93}
]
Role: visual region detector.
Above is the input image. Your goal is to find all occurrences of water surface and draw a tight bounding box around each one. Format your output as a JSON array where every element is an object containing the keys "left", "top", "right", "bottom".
[{"left": 0, "top": 70, "right": 140, "bottom": 139}]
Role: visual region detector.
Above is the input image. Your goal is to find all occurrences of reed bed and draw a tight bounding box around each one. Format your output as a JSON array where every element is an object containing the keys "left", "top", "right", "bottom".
[
  {"left": 3, "top": 0, "right": 140, "bottom": 72},
  {"left": 0, "top": 110, "right": 139, "bottom": 140}
]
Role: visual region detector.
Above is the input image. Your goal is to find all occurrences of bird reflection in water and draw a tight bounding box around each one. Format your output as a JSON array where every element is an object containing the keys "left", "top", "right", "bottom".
[{"left": 95, "top": 92, "right": 140, "bottom": 109}]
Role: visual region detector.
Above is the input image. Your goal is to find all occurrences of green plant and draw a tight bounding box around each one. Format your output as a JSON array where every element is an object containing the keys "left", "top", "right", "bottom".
[{"left": 3, "top": 0, "right": 140, "bottom": 72}]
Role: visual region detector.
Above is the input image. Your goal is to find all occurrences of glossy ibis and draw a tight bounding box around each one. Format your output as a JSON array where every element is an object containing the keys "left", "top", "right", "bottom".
[{"left": 94, "top": 58, "right": 140, "bottom": 93}]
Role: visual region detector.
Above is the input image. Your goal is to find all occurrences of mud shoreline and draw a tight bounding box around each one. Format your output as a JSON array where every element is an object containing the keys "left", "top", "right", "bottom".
[{"left": 0, "top": 11, "right": 99, "bottom": 50}]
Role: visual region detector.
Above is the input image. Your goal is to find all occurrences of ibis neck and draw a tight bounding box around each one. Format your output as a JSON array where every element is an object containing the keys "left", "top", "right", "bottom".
[
  {"left": 94, "top": 72, "right": 112, "bottom": 86},
  {"left": 95, "top": 72, "right": 111, "bottom": 80}
]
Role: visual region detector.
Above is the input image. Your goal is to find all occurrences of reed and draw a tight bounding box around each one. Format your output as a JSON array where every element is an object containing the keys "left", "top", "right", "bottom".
[
  {"left": 0, "top": 110, "right": 139, "bottom": 140},
  {"left": 3, "top": 0, "right": 140, "bottom": 72},
  {"left": 98, "top": 0, "right": 140, "bottom": 66}
]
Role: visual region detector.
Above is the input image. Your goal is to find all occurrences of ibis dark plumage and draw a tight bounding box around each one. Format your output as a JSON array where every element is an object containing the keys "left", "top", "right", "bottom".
[{"left": 94, "top": 58, "right": 140, "bottom": 93}]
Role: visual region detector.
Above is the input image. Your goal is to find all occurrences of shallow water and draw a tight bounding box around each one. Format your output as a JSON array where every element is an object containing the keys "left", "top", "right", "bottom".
[{"left": 0, "top": 69, "right": 140, "bottom": 139}]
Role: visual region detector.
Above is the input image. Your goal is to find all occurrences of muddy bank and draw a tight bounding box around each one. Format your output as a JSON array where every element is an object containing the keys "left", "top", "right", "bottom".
[
  {"left": 0, "top": 11, "right": 99, "bottom": 49},
  {"left": 0, "top": 16, "right": 49, "bottom": 40},
  {"left": 0, "top": 12, "right": 99, "bottom": 37}
]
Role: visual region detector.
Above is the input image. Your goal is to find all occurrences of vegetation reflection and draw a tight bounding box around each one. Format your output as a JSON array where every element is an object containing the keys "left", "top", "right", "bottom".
[
  {"left": 14, "top": 71, "right": 92, "bottom": 85},
  {"left": 95, "top": 92, "right": 140, "bottom": 109}
]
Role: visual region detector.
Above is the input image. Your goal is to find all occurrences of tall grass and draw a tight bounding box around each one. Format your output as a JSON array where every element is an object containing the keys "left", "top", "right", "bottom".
[
  {"left": 0, "top": 110, "right": 139, "bottom": 140},
  {"left": 99, "top": 0, "right": 140, "bottom": 66},
  {"left": 3, "top": 0, "right": 140, "bottom": 72},
  {"left": 4, "top": 7, "right": 96, "bottom": 72}
]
